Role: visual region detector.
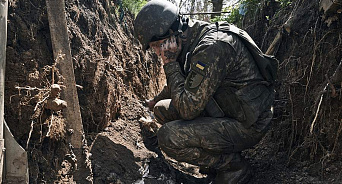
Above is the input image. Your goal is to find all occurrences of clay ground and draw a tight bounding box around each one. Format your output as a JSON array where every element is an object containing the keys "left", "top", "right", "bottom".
[{"left": 3, "top": 0, "right": 342, "bottom": 183}]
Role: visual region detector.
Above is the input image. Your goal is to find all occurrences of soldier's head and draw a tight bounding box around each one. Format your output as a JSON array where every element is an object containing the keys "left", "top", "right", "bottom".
[{"left": 134, "top": 0, "right": 187, "bottom": 52}]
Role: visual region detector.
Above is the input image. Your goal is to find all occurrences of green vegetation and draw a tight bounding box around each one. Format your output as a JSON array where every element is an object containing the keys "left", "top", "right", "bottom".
[
  {"left": 211, "top": 0, "right": 292, "bottom": 26},
  {"left": 276, "top": 0, "right": 292, "bottom": 8},
  {"left": 211, "top": 0, "right": 260, "bottom": 26},
  {"left": 121, "top": 0, "right": 147, "bottom": 16},
  {"left": 109, "top": 0, "right": 146, "bottom": 27},
  {"left": 211, "top": 6, "right": 241, "bottom": 24}
]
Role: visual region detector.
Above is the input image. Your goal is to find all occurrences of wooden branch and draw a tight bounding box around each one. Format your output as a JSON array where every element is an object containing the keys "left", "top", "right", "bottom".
[
  {"left": 266, "top": 14, "right": 295, "bottom": 56},
  {"left": 181, "top": 11, "right": 231, "bottom": 15},
  {"left": 310, "top": 60, "right": 342, "bottom": 134},
  {"left": 310, "top": 86, "right": 325, "bottom": 134},
  {"left": 266, "top": 0, "right": 303, "bottom": 56},
  {"left": 26, "top": 120, "right": 35, "bottom": 149},
  {"left": 330, "top": 61, "right": 342, "bottom": 85},
  {"left": 46, "top": 0, "right": 91, "bottom": 182},
  {"left": 325, "top": 74, "right": 337, "bottom": 98},
  {"left": 15, "top": 86, "right": 49, "bottom": 91},
  {"left": 266, "top": 30, "right": 283, "bottom": 55}
]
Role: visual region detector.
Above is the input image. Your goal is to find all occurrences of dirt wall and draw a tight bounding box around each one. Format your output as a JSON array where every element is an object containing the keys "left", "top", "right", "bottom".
[
  {"left": 242, "top": 0, "right": 342, "bottom": 177},
  {"left": 4, "top": 0, "right": 164, "bottom": 182}
]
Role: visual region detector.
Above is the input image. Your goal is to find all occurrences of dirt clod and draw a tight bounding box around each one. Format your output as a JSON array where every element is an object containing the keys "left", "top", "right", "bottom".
[{"left": 45, "top": 98, "right": 67, "bottom": 111}]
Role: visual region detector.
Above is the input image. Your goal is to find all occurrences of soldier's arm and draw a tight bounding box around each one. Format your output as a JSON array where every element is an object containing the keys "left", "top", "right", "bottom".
[
  {"left": 164, "top": 40, "right": 233, "bottom": 120},
  {"left": 153, "top": 84, "right": 171, "bottom": 102}
]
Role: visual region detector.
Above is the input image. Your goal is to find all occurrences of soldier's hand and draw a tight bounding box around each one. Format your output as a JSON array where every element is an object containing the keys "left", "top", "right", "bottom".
[
  {"left": 143, "top": 99, "right": 156, "bottom": 111},
  {"left": 160, "top": 36, "right": 181, "bottom": 64}
]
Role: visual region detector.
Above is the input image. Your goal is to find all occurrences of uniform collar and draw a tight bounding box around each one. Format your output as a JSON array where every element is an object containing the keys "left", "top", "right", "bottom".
[{"left": 178, "top": 20, "right": 210, "bottom": 74}]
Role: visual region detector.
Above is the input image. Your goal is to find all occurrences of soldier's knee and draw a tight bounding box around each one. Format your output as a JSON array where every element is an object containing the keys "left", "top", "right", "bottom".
[
  {"left": 157, "top": 123, "right": 184, "bottom": 159},
  {"left": 153, "top": 100, "right": 169, "bottom": 124},
  {"left": 153, "top": 101, "right": 161, "bottom": 113},
  {"left": 157, "top": 124, "right": 171, "bottom": 148},
  {"left": 158, "top": 123, "right": 182, "bottom": 149}
]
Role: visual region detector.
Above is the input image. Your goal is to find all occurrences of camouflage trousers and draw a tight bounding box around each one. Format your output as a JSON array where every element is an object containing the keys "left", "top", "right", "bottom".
[{"left": 154, "top": 99, "right": 272, "bottom": 170}]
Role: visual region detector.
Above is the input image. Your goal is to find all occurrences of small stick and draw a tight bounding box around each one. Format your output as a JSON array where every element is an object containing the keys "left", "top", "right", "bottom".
[
  {"left": 52, "top": 65, "right": 55, "bottom": 84},
  {"left": 34, "top": 95, "right": 49, "bottom": 112},
  {"left": 310, "top": 85, "right": 327, "bottom": 134},
  {"left": 15, "top": 86, "right": 49, "bottom": 91},
  {"left": 27, "top": 95, "right": 49, "bottom": 148},
  {"left": 181, "top": 11, "right": 231, "bottom": 15},
  {"left": 26, "top": 120, "right": 35, "bottom": 149},
  {"left": 310, "top": 60, "right": 342, "bottom": 134},
  {"left": 46, "top": 114, "right": 53, "bottom": 137},
  {"left": 325, "top": 74, "right": 337, "bottom": 98},
  {"left": 330, "top": 61, "right": 342, "bottom": 84}
]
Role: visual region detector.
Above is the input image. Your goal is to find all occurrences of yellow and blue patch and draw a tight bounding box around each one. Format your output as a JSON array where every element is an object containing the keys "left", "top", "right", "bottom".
[{"left": 195, "top": 61, "right": 206, "bottom": 70}]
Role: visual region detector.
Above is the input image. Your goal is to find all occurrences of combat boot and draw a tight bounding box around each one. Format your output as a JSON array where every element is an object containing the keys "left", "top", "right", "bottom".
[
  {"left": 199, "top": 166, "right": 217, "bottom": 180},
  {"left": 214, "top": 155, "right": 252, "bottom": 184}
]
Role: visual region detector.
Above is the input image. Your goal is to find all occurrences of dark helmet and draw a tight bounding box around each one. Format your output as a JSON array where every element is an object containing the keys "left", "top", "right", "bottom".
[{"left": 134, "top": 0, "right": 179, "bottom": 51}]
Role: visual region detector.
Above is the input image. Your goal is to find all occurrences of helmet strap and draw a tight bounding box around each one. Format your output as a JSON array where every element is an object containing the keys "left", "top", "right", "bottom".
[
  {"left": 181, "top": 17, "right": 189, "bottom": 32},
  {"left": 150, "top": 17, "right": 188, "bottom": 42},
  {"left": 179, "top": 17, "right": 188, "bottom": 39}
]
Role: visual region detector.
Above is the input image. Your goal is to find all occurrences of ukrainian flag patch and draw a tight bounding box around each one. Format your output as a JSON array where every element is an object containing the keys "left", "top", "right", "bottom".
[{"left": 195, "top": 61, "right": 206, "bottom": 70}]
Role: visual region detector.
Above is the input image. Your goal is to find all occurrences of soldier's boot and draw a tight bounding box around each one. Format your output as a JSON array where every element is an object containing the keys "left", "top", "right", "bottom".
[
  {"left": 200, "top": 166, "right": 216, "bottom": 175},
  {"left": 199, "top": 166, "right": 217, "bottom": 180},
  {"left": 214, "top": 155, "right": 252, "bottom": 184}
]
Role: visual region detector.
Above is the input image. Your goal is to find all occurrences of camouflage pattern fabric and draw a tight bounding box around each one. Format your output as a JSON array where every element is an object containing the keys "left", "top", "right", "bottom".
[
  {"left": 153, "top": 99, "right": 181, "bottom": 124},
  {"left": 155, "top": 100, "right": 273, "bottom": 169},
  {"left": 153, "top": 20, "right": 275, "bottom": 169}
]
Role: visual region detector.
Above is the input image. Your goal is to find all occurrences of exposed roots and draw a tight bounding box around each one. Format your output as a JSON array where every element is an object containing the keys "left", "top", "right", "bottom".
[{"left": 19, "top": 54, "right": 67, "bottom": 148}]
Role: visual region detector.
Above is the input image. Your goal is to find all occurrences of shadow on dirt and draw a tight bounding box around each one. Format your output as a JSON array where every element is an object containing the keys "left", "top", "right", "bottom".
[
  {"left": 139, "top": 123, "right": 212, "bottom": 184},
  {"left": 90, "top": 135, "right": 141, "bottom": 183}
]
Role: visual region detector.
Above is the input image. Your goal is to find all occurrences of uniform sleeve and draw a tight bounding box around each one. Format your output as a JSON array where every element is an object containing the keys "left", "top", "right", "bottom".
[
  {"left": 153, "top": 84, "right": 171, "bottom": 102},
  {"left": 163, "top": 40, "right": 231, "bottom": 120}
]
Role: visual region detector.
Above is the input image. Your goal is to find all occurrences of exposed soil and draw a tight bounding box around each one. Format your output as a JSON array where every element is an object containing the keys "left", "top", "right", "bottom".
[{"left": 3, "top": 0, "right": 342, "bottom": 183}]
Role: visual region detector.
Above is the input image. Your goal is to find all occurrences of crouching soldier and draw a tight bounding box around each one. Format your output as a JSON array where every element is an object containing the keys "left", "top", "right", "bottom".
[{"left": 134, "top": 0, "right": 278, "bottom": 183}]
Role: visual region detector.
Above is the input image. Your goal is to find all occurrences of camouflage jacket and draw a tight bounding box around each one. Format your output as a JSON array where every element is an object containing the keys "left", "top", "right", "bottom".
[{"left": 154, "top": 20, "right": 274, "bottom": 128}]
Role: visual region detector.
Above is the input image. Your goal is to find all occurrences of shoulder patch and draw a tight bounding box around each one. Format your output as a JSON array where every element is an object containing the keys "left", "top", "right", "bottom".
[
  {"left": 192, "top": 60, "right": 208, "bottom": 76},
  {"left": 195, "top": 61, "right": 206, "bottom": 70},
  {"left": 185, "top": 60, "right": 209, "bottom": 93},
  {"left": 188, "top": 71, "right": 204, "bottom": 89},
  {"left": 185, "top": 70, "right": 204, "bottom": 93}
]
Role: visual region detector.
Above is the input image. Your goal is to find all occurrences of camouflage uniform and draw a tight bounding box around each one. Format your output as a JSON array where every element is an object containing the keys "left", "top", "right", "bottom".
[{"left": 153, "top": 20, "right": 275, "bottom": 171}]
